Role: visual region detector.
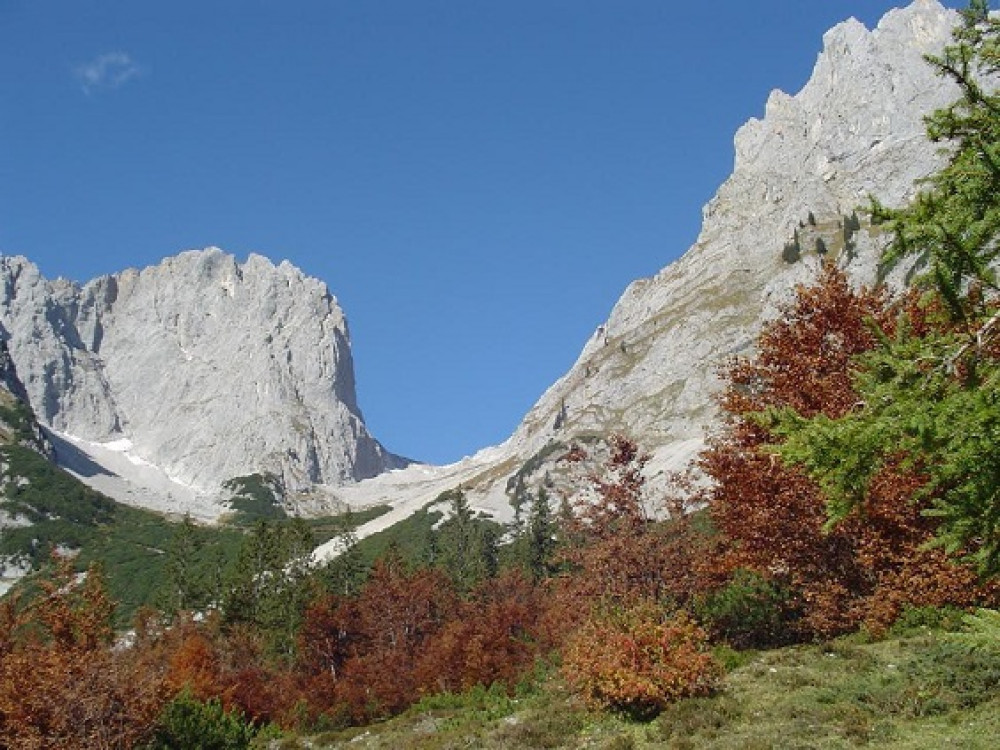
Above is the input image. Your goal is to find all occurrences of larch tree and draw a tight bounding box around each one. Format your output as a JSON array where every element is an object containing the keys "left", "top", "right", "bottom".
[{"left": 777, "top": 1, "right": 1000, "bottom": 575}]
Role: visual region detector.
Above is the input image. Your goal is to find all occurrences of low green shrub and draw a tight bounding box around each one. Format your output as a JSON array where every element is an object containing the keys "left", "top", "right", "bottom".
[
  {"left": 694, "top": 569, "right": 798, "bottom": 648},
  {"left": 888, "top": 604, "right": 967, "bottom": 636},
  {"left": 145, "top": 688, "right": 273, "bottom": 749}
]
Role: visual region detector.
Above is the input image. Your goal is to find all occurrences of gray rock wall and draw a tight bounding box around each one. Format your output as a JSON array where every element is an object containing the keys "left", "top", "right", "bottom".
[
  {"left": 503, "top": 0, "right": 959, "bottom": 467},
  {"left": 0, "top": 249, "right": 402, "bottom": 492}
]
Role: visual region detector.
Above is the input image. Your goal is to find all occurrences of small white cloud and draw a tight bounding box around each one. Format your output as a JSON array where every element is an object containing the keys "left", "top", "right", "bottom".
[{"left": 74, "top": 52, "right": 143, "bottom": 94}]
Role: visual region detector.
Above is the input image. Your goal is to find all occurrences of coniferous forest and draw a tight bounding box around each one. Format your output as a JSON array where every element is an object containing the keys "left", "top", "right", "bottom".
[{"left": 4, "top": 3, "right": 1000, "bottom": 748}]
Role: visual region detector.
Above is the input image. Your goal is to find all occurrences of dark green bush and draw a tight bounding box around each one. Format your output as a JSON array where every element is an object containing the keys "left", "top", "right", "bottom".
[
  {"left": 888, "top": 605, "right": 967, "bottom": 635},
  {"left": 146, "top": 689, "right": 262, "bottom": 749},
  {"left": 223, "top": 473, "right": 286, "bottom": 523},
  {"left": 694, "top": 570, "right": 798, "bottom": 648}
]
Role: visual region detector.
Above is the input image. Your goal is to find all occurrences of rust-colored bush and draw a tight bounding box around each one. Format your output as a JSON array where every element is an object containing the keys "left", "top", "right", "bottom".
[
  {"left": 0, "top": 558, "right": 170, "bottom": 749},
  {"left": 561, "top": 604, "right": 720, "bottom": 718}
]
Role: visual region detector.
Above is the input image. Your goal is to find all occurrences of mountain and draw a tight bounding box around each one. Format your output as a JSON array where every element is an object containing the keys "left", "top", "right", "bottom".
[
  {"left": 0, "top": 337, "right": 60, "bottom": 593},
  {"left": 0, "top": 1, "right": 963, "bottom": 544},
  {"left": 0, "top": 249, "right": 406, "bottom": 517},
  {"left": 502, "top": 0, "right": 959, "bottom": 475},
  {"left": 315, "top": 0, "right": 964, "bottom": 555}
]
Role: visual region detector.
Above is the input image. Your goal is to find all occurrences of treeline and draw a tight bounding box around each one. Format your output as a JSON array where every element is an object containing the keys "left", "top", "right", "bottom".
[{"left": 0, "top": 431, "right": 727, "bottom": 748}]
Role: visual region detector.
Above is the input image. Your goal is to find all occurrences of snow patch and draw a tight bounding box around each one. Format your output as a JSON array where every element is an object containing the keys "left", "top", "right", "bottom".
[{"left": 51, "top": 431, "right": 226, "bottom": 522}]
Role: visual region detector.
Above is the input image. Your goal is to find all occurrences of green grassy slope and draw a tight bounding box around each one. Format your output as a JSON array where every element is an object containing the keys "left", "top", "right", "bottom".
[{"left": 288, "top": 623, "right": 1000, "bottom": 749}]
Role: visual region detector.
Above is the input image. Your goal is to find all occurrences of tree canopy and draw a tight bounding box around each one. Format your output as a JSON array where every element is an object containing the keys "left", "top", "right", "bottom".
[{"left": 777, "top": 2, "right": 1000, "bottom": 574}]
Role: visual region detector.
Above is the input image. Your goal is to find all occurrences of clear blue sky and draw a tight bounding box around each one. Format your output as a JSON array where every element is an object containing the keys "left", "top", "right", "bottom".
[{"left": 0, "top": 1, "right": 960, "bottom": 465}]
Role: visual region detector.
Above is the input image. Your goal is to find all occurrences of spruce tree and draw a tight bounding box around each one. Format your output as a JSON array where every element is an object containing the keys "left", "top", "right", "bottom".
[
  {"left": 222, "top": 519, "right": 316, "bottom": 656},
  {"left": 161, "top": 514, "right": 206, "bottom": 614},
  {"left": 320, "top": 507, "right": 367, "bottom": 597},
  {"left": 435, "top": 490, "right": 497, "bottom": 592},
  {"left": 526, "top": 488, "right": 557, "bottom": 581}
]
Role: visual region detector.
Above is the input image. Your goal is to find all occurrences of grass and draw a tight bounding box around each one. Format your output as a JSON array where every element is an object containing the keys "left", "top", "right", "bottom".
[
  {"left": 0, "top": 430, "right": 243, "bottom": 621},
  {"left": 0, "top": 444, "right": 115, "bottom": 531},
  {"left": 279, "top": 624, "right": 1000, "bottom": 749}
]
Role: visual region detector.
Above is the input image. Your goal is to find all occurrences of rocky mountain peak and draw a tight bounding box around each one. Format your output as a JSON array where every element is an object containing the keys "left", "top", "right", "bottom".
[
  {"left": 491, "top": 2, "right": 957, "bottom": 481},
  {"left": 0, "top": 249, "right": 404, "bottom": 510}
]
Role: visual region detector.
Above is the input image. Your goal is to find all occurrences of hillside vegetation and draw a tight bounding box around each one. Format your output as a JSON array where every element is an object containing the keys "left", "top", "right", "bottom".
[
  {"left": 291, "top": 616, "right": 1000, "bottom": 749},
  {"left": 3, "top": 3, "right": 1000, "bottom": 748}
]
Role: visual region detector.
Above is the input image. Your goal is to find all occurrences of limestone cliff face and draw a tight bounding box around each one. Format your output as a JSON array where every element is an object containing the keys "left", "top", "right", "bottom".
[
  {"left": 502, "top": 0, "right": 959, "bottom": 475},
  {"left": 0, "top": 249, "right": 403, "bottom": 494},
  {"left": 0, "top": 337, "right": 50, "bottom": 457}
]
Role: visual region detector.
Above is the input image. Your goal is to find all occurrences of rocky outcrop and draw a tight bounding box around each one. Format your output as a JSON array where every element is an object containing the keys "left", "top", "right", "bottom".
[
  {"left": 500, "top": 0, "right": 959, "bottom": 476},
  {"left": 0, "top": 249, "right": 404, "bottom": 496},
  {"left": 0, "top": 336, "right": 51, "bottom": 456}
]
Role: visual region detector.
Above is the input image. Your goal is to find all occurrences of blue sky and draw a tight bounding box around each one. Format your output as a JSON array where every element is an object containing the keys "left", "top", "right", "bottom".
[{"left": 0, "top": 1, "right": 960, "bottom": 465}]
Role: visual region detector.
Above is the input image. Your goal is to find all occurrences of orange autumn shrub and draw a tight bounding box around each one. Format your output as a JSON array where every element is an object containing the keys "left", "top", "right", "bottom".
[{"left": 561, "top": 604, "right": 720, "bottom": 718}]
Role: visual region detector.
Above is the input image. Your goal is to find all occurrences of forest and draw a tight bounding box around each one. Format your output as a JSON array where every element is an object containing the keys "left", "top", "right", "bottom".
[{"left": 3, "top": 2, "right": 1000, "bottom": 748}]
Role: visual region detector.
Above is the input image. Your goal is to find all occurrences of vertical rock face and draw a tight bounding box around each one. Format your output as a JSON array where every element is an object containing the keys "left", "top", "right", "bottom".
[
  {"left": 501, "top": 0, "right": 960, "bottom": 474},
  {"left": 0, "top": 249, "right": 403, "bottom": 493},
  {"left": 0, "top": 336, "right": 50, "bottom": 456}
]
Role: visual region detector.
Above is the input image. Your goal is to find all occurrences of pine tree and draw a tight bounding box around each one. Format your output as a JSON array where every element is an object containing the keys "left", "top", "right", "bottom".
[
  {"left": 436, "top": 490, "right": 498, "bottom": 593},
  {"left": 161, "top": 514, "right": 206, "bottom": 614},
  {"left": 222, "top": 519, "right": 317, "bottom": 656},
  {"left": 525, "top": 488, "right": 558, "bottom": 581},
  {"left": 320, "top": 507, "right": 367, "bottom": 597}
]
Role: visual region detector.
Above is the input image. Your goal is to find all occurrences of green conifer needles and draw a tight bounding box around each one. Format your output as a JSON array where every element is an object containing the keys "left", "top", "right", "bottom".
[{"left": 772, "top": 3, "right": 1000, "bottom": 576}]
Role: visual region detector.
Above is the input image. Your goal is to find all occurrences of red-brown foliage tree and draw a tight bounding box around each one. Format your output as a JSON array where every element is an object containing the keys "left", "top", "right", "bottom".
[
  {"left": 554, "top": 436, "right": 667, "bottom": 608},
  {"left": 0, "top": 557, "right": 170, "bottom": 749},
  {"left": 547, "top": 435, "right": 718, "bottom": 635},
  {"left": 297, "top": 550, "right": 460, "bottom": 722},
  {"left": 704, "top": 266, "right": 996, "bottom": 637},
  {"left": 151, "top": 610, "right": 306, "bottom": 727},
  {"left": 414, "top": 568, "right": 544, "bottom": 695}
]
